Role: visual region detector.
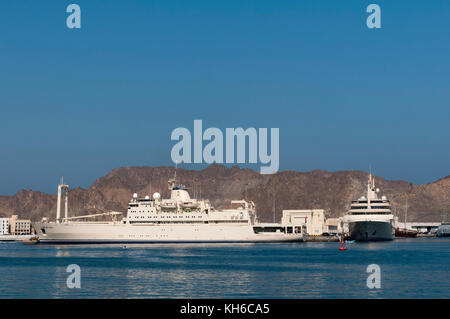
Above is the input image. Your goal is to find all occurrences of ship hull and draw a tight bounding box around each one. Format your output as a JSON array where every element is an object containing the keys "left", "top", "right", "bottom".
[
  {"left": 395, "top": 228, "right": 418, "bottom": 238},
  {"left": 349, "top": 221, "right": 394, "bottom": 241},
  {"left": 33, "top": 222, "right": 304, "bottom": 244}
]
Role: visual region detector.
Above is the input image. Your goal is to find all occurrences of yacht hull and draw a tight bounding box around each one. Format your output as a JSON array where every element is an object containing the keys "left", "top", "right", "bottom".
[
  {"left": 349, "top": 221, "right": 393, "bottom": 241},
  {"left": 33, "top": 222, "right": 304, "bottom": 244}
]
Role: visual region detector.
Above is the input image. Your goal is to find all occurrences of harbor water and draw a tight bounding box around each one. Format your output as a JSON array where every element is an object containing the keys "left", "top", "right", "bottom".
[{"left": 0, "top": 238, "right": 449, "bottom": 298}]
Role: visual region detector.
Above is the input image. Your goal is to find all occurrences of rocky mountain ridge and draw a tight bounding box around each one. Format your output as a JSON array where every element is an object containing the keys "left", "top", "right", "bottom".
[{"left": 0, "top": 165, "right": 448, "bottom": 222}]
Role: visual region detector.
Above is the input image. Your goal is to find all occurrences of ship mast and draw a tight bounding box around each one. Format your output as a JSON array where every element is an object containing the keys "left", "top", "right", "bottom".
[
  {"left": 405, "top": 197, "right": 408, "bottom": 229},
  {"left": 272, "top": 194, "right": 276, "bottom": 223},
  {"left": 367, "top": 171, "right": 373, "bottom": 200},
  {"left": 56, "top": 176, "right": 69, "bottom": 224},
  {"left": 168, "top": 162, "right": 178, "bottom": 190}
]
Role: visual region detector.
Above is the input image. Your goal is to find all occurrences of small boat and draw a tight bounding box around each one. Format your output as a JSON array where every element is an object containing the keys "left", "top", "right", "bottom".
[
  {"left": 180, "top": 201, "right": 199, "bottom": 209},
  {"left": 436, "top": 223, "right": 450, "bottom": 237},
  {"left": 160, "top": 200, "right": 177, "bottom": 211},
  {"left": 22, "top": 236, "right": 40, "bottom": 245},
  {"left": 343, "top": 235, "right": 353, "bottom": 241},
  {"left": 395, "top": 227, "right": 418, "bottom": 238},
  {"left": 395, "top": 198, "right": 418, "bottom": 238},
  {"left": 345, "top": 240, "right": 355, "bottom": 243}
]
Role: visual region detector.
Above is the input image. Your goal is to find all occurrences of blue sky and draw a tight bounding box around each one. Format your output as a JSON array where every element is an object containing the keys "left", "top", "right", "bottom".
[{"left": 0, "top": 0, "right": 449, "bottom": 195}]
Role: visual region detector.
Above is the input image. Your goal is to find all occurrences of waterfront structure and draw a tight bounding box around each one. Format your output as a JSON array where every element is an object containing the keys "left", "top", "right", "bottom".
[
  {"left": 281, "top": 209, "right": 325, "bottom": 236},
  {"left": 33, "top": 174, "right": 305, "bottom": 244},
  {"left": 342, "top": 173, "right": 394, "bottom": 241},
  {"left": 393, "top": 219, "right": 440, "bottom": 234},
  {"left": 0, "top": 218, "right": 9, "bottom": 235},
  {"left": 8, "top": 215, "right": 32, "bottom": 235},
  {"left": 324, "top": 218, "right": 341, "bottom": 235}
]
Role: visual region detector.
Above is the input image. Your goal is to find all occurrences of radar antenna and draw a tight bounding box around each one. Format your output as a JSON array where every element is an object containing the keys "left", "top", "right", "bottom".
[
  {"left": 168, "top": 161, "right": 179, "bottom": 190},
  {"left": 174, "top": 161, "right": 177, "bottom": 181}
]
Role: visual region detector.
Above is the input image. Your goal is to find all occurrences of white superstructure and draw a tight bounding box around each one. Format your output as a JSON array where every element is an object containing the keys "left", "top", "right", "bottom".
[
  {"left": 342, "top": 173, "right": 394, "bottom": 241},
  {"left": 33, "top": 174, "right": 304, "bottom": 244}
]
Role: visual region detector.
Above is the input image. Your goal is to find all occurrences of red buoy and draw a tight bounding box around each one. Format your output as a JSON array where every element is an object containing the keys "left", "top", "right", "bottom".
[{"left": 339, "top": 234, "right": 347, "bottom": 251}]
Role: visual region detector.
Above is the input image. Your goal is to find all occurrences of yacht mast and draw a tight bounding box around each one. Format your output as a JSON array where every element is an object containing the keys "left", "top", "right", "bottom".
[
  {"left": 272, "top": 195, "right": 276, "bottom": 223},
  {"left": 405, "top": 198, "right": 408, "bottom": 229}
]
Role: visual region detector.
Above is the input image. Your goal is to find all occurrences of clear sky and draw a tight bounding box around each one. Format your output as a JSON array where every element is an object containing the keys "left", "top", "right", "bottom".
[{"left": 0, "top": 0, "right": 449, "bottom": 195}]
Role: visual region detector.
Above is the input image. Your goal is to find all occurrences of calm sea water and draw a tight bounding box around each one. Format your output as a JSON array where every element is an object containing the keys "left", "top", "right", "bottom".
[{"left": 0, "top": 238, "right": 449, "bottom": 298}]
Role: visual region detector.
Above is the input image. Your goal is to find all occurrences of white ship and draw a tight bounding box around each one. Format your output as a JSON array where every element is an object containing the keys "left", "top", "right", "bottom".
[
  {"left": 33, "top": 174, "right": 304, "bottom": 244},
  {"left": 343, "top": 173, "right": 394, "bottom": 241}
]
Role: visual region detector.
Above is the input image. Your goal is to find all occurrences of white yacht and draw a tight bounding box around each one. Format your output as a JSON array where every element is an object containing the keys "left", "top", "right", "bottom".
[
  {"left": 343, "top": 173, "right": 394, "bottom": 241},
  {"left": 33, "top": 174, "right": 304, "bottom": 244}
]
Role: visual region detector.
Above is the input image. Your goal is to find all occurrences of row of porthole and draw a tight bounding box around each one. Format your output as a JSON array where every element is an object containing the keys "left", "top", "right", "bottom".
[{"left": 127, "top": 230, "right": 210, "bottom": 237}]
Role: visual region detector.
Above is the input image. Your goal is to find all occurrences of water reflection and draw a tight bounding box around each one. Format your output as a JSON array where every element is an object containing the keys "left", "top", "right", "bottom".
[{"left": 0, "top": 239, "right": 449, "bottom": 298}]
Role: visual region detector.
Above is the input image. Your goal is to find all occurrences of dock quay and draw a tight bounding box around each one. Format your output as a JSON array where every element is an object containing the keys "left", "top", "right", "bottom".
[
  {"left": 305, "top": 235, "right": 339, "bottom": 242},
  {"left": 416, "top": 233, "right": 436, "bottom": 238},
  {"left": 0, "top": 234, "right": 35, "bottom": 242}
]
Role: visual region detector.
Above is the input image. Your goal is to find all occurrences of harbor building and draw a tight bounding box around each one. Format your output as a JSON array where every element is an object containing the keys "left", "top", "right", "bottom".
[
  {"left": 324, "top": 218, "right": 341, "bottom": 235},
  {"left": 8, "top": 215, "right": 32, "bottom": 235},
  {"left": 0, "top": 218, "right": 9, "bottom": 235},
  {"left": 282, "top": 209, "right": 325, "bottom": 236},
  {"left": 393, "top": 219, "right": 441, "bottom": 234}
]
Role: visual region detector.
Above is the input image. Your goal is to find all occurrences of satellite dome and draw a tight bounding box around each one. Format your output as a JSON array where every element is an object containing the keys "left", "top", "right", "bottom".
[
  {"left": 153, "top": 192, "right": 161, "bottom": 200},
  {"left": 133, "top": 193, "right": 138, "bottom": 199},
  {"left": 144, "top": 195, "right": 150, "bottom": 200}
]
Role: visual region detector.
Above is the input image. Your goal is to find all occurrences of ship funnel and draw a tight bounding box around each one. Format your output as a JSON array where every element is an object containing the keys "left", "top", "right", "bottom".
[{"left": 56, "top": 177, "right": 69, "bottom": 223}]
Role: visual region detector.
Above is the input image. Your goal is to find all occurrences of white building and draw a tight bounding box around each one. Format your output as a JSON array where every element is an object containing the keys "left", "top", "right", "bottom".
[
  {"left": 8, "top": 215, "right": 32, "bottom": 235},
  {"left": 282, "top": 209, "right": 325, "bottom": 236},
  {"left": 325, "top": 218, "right": 342, "bottom": 235},
  {"left": 394, "top": 217, "right": 441, "bottom": 234},
  {"left": 0, "top": 218, "right": 9, "bottom": 235}
]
